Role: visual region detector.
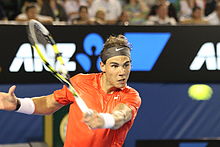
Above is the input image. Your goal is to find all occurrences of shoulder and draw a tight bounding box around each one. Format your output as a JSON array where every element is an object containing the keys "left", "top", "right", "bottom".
[
  {"left": 120, "top": 86, "right": 142, "bottom": 111},
  {"left": 148, "top": 16, "right": 157, "bottom": 21},
  {"left": 169, "top": 17, "right": 177, "bottom": 24},
  {"left": 16, "top": 13, "right": 26, "bottom": 19},
  {"left": 70, "top": 73, "right": 100, "bottom": 84},
  {"left": 180, "top": 18, "right": 192, "bottom": 24},
  {"left": 70, "top": 73, "right": 101, "bottom": 89},
  {"left": 123, "top": 86, "right": 140, "bottom": 99}
]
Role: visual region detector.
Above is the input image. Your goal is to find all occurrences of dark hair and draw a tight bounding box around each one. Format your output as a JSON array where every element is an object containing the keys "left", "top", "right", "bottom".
[
  {"left": 103, "top": 35, "right": 131, "bottom": 50},
  {"left": 25, "top": 5, "right": 36, "bottom": 12},
  {"left": 79, "top": 5, "right": 88, "bottom": 12},
  {"left": 100, "top": 34, "right": 131, "bottom": 64},
  {"left": 192, "top": 6, "right": 201, "bottom": 12}
]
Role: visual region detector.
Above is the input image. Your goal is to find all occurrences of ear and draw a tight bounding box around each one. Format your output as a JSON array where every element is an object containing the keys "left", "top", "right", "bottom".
[{"left": 100, "top": 61, "right": 106, "bottom": 73}]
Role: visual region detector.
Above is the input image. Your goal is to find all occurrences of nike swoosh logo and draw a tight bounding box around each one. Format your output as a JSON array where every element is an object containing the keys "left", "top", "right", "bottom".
[
  {"left": 115, "top": 47, "right": 124, "bottom": 51},
  {"left": 114, "top": 96, "right": 119, "bottom": 99}
]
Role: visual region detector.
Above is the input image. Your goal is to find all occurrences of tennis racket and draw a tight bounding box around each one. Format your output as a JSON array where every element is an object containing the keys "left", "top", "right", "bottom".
[{"left": 27, "top": 19, "right": 91, "bottom": 114}]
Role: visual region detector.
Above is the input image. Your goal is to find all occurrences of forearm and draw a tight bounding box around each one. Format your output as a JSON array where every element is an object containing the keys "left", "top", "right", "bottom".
[
  {"left": 32, "top": 94, "right": 63, "bottom": 115},
  {"left": 111, "top": 103, "right": 132, "bottom": 129},
  {"left": 83, "top": 103, "right": 132, "bottom": 129},
  {"left": 16, "top": 94, "right": 63, "bottom": 115}
]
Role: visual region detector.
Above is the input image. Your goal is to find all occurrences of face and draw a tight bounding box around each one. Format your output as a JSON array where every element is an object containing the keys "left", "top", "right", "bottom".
[
  {"left": 26, "top": 7, "right": 38, "bottom": 20},
  {"left": 192, "top": 8, "right": 202, "bottom": 19},
  {"left": 79, "top": 8, "right": 88, "bottom": 19},
  {"left": 101, "top": 56, "right": 131, "bottom": 89},
  {"left": 96, "top": 10, "right": 105, "bottom": 20},
  {"left": 120, "top": 11, "right": 129, "bottom": 22},
  {"left": 157, "top": 5, "right": 168, "bottom": 18}
]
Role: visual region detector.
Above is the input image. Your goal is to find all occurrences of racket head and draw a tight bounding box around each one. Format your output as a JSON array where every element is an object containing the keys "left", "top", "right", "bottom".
[
  {"left": 27, "top": 19, "right": 69, "bottom": 80},
  {"left": 27, "top": 20, "right": 91, "bottom": 113},
  {"left": 27, "top": 19, "right": 51, "bottom": 46},
  {"left": 27, "top": 20, "right": 91, "bottom": 114}
]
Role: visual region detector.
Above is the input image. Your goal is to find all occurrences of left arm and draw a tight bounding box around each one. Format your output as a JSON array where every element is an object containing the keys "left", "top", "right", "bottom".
[
  {"left": 83, "top": 103, "right": 132, "bottom": 129},
  {"left": 111, "top": 103, "right": 132, "bottom": 129}
]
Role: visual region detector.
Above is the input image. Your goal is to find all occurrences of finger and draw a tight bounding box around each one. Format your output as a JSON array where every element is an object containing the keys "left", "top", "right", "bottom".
[
  {"left": 8, "top": 85, "right": 16, "bottom": 96},
  {"left": 84, "top": 109, "right": 94, "bottom": 116},
  {"left": 83, "top": 109, "right": 94, "bottom": 120},
  {"left": 83, "top": 113, "right": 92, "bottom": 123}
]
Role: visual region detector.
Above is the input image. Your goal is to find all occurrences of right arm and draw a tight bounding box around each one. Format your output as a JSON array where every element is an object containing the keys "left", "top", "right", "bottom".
[
  {"left": 0, "top": 85, "right": 63, "bottom": 115},
  {"left": 32, "top": 94, "right": 63, "bottom": 115}
]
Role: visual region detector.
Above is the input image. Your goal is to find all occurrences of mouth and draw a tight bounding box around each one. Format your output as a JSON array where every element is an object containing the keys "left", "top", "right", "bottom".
[{"left": 118, "top": 78, "right": 126, "bottom": 84}]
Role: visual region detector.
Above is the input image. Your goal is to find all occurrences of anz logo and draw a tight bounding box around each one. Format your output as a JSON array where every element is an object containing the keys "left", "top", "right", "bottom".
[
  {"left": 9, "top": 33, "right": 171, "bottom": 72},
  {"left": 76, "top": 33, "right": 171, "bottom": 72},
  {"left": 9, "top": 43, "right": 76, "bottom": 72},
  {"left": 190, "top": 42, "right": 220, "bottom": 70}
]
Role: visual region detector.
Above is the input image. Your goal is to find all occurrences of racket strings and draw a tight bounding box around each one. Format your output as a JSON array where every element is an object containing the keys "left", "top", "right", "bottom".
[
  {"left": 29, "top": 20, "right": 71, "bottom": 89},
  {"left": 32, "top": 24, "right": 50, "bottom": 47},
  {"left": 34, "top": 23, "right": 55, "bottom": 45}
]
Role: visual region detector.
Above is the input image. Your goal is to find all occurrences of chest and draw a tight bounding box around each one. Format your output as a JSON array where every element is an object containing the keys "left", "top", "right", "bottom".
[{"left": 75, "top": 84, "right": 124, "bottom": 113}]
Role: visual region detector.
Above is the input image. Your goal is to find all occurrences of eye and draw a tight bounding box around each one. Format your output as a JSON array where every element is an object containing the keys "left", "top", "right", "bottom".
[
  {"left": 124, "top": 63, "right": 130, "bottom": 68},
  {"left": 111, "top": 64, "right": 118, "bottom": 68}
]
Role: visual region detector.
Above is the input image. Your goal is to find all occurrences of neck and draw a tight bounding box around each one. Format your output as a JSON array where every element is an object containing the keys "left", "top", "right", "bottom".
[{"left": 101, "top": 73, "right": 117, "bottom": 94}]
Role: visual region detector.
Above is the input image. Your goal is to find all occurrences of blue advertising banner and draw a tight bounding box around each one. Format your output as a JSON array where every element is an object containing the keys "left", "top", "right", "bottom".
[{"left": 1, "top": 25, "right": 220, "bottom": 83}]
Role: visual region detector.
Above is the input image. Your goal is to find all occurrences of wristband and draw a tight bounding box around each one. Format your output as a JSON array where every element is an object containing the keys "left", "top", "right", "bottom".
[
  {"left": 16, "top": 98, "right": 35, "bottom": 114},
  {"left": 99, "top": 113, "right": 115, "bottom": 129}
]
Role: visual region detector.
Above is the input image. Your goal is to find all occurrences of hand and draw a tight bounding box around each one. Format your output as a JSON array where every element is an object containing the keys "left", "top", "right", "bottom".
[
  {"left": 0, "top": 85, "right": 18, "bottom": 111},
  {"left": 83, "top": 110, "right": 104, "bottom": 129}
]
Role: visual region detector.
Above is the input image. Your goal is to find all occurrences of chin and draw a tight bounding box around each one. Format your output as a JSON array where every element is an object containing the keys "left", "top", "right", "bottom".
[{"left": 116, "top": 84, "right": 126, "bottom": 89}]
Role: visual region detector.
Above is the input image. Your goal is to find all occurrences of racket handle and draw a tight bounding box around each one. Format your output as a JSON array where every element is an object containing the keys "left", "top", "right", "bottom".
[
  {"left": 74, "top": 95, "right": 92, "bottom": 114},
  {"left": 68, "top": 86, "right": 92, "bottom": 114}
]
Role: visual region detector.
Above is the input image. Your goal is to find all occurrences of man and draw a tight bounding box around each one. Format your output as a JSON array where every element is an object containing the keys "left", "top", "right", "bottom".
[
  {"left": 180, "top": 6, "right": 208, "bottom": 25},
  {"left": 63, "top": 0, "right": 89, "bottom": 22},
  {"left": 0, "top": 35, "right": 141, "bottom": 147},
  {"left": 146, "top": 4, "right": 177, "bottom": 25},
  {"left": 15, "top": 4, "right": 53, "bottom": 24},
  {"left": 72, "top": 6, "right": 92, "bottom": 24},
  {"left": 149, "top": 0, "right": 178, "bottom": 22},
  {"left": 89, "top": 0, "right": 122, "bottom": 24}
]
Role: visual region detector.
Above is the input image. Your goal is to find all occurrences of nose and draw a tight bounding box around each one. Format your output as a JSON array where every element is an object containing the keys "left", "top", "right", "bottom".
[{"left": 118, "top": 67, "right": 126, "bottom": 76}]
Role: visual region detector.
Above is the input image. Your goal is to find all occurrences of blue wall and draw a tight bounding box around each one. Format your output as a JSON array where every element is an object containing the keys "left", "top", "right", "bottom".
[
  {"left": 125, "top": 83, "right": 220, "bottom": 147},
  {"left": 0, "top": 84, "right": 62, "bottom": 144},
  {"left": 1, "top": 83, "right": 220, "bottom": 146}
]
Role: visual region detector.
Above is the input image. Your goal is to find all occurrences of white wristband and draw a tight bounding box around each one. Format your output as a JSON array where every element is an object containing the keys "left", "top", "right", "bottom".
[
  {"left": 16, "top": 98, "right": 35, "bottom": 114},
  {"left": 99, "top": 113, "right": 115, "bottom": 129}
]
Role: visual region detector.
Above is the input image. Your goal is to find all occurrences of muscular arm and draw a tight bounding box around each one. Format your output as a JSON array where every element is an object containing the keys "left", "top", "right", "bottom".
[
  {"left": 0, "top": 86, "right": 63, "bottom": 115},
  {"left": 32, "top": 94, "right": 63, "bottom": 115},
  {"left": 84, "top": 103, "right": 133, "bottom": 130},
  {"left": 111, "top": 103, "right": 132, "bottom": 129}
]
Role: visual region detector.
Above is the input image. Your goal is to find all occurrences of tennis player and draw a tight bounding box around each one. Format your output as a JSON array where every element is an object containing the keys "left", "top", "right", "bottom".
[{"left": 0, "top": 34, "right": 141, "bottom": 147}]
